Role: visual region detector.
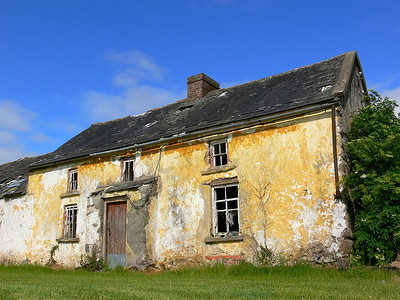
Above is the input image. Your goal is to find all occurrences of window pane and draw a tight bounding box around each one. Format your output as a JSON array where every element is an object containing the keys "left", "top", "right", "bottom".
[
  {"left": 226, "top": 186, "right": 238, "bottom": 198},
  {"left": 215, "top": 188, "right": 225, "bottom": 200},
  {"left": 229, "top": 210, "right": 239, "bottom": 232},
  {"left": 72, "top": 209, "right": 77, "bottom": 237},
  {"left": 213, "top": 144, "right": 220, "bottom": 155},
  {"left": 221, "top": 154, "right": 228, "bottom": 165},
  {"left": 215, "top": 156, "right": 221, "bottom": 167},
  {"left": 227, "top": 200, "right": 238, "bottom": 209},
  {"left": 220, "top": 143, "right": 226, "bottom": 153},
  {"left": 216, "top": 201, "right": 226, "bottom": 210},
  {"left": 217, "top": 212, "right": 227, "bottom": 233}
]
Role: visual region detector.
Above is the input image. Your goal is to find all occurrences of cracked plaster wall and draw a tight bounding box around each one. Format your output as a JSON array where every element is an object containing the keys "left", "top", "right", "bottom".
[{"left": 1, "top": 108, "right": 353, "bottom": 267}]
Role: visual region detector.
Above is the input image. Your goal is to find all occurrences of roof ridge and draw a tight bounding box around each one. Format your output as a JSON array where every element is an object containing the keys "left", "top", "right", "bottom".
[
  {"left": 221, "top": 52, "right": 350, "bottom": 93},
  {"left": 90, "top": 115, "right": 133, "bottom": 126}
]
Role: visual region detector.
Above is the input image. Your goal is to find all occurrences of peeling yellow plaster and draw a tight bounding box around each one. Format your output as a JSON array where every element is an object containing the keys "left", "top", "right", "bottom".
[{"left": 20, "top": 109, "right": 346, "bottom": 267}]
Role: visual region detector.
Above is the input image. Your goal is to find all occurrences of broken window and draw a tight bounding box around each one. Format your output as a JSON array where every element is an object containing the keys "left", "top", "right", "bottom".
[
  {"left": 211, "top": 141, "right": 228, "bottom": 168},
  {"left": 68, "top": 169, "right": 78, "bottom": 191},
  {"left": 122, "top": 158, "right": 135, "bottom": 182},
  {"left": 64, "top": 204, "right": 78, "bottom": 238},
  {"left": 213, "top": 184, "right": 239, "bottom": 236}
]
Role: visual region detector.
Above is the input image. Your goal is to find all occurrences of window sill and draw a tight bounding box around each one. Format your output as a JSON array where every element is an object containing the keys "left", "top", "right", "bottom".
[
  {"left": 204, "top": 235, "right": 244, "bottom": 244},
  {"left": 56, "top": 238, "right": 80, "bottom": 243},
  {"left": 201, "top": 164, "right": 236, "bottom": 176},
  {"left": 60, "top": 191, "right": 80, "bottom": 198}
]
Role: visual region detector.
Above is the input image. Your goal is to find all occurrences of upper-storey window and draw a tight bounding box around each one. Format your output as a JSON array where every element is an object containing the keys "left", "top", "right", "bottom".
[
  {"left": 122, "top": 158, "right": 135, "bottom": 182},
  {"left": 210, "top": 141, "right": 228, "bottom": 168},
  {"left": 68, "top": 169, "right": 78, "bottom": 191}
]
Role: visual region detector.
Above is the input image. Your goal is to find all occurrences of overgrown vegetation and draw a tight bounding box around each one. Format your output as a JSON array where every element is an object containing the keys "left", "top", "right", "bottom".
[
  {"left": 344, "top": 90, "right": 400, "bottom": 265},
  {"left": 0, "top": 263, "right": 398, "bottom": 299},
  {"left": 79, "top": 248, "right": 108, "bottom": 271},
  {"left": 45, "top": 245, "right": 59, "bottom": 267}
]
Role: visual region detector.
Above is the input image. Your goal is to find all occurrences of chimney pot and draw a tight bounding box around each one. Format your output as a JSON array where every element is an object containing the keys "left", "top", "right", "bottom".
[{"left": 187, "top": 73, "right": 220, "bottom": 100}]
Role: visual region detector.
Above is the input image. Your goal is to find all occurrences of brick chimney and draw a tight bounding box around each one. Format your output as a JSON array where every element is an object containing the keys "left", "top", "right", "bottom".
[{"left": 187, "top": 73, "right": 220, "bottom": 100}]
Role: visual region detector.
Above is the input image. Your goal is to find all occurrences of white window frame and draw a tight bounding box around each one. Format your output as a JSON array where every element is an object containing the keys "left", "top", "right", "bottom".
[
  {"left": 64, "top": 204, "right": 78, "bottom": 239},
  {"left": 212, "top": 184, "right": 240, "bottom": 236},
  {"left": 210, "top": 140, "right": 228, "bottom": 168},
  {"left": 121, "top": 158, "right": 135, "bottom": 182},
  {"left": 68, "top": 169, "right": 78, "bottom": 191}
]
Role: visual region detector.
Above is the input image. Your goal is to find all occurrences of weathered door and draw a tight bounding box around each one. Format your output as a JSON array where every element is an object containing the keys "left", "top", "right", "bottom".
[{"left": 106, "top": 201, "right": 127, "bottom": 269}]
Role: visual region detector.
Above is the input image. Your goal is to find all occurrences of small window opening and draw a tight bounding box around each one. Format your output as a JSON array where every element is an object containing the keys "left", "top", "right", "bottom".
[
  {"left": 211, "top": 141, "right": 228, "bottom": 168},
  {"left": 64, "top": 204, "right": 78, "bottom": 238},
  {"left": 68, "top": 169, "right": 78, "bottom": 191},
  {"left": 213, "top": 185, "right": 239, "bottom": 236},
  {"left": 122, "top": 159, "right": 135, "bottom": 182}
]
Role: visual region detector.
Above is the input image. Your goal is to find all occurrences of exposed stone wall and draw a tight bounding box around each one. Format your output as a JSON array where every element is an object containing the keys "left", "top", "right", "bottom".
[
  {"left": 140, "top": 110, "right": 348, "bottom": 267},
  {"left": 335, "top": 63, "right": 366, "bottom": 262}
]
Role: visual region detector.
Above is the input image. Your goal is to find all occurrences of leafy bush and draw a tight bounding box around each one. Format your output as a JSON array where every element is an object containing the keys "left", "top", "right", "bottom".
[{"left": 344, "top": 90, "right": 400, "bottom": 265}]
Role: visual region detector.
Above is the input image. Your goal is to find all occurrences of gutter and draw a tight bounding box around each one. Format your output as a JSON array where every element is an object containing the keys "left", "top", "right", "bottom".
[{"left": 331, "top": 105, "right": 340, "bottom": 197}]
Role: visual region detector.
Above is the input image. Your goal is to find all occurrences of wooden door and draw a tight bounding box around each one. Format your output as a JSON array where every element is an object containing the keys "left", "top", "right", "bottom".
[{"left": 106, "top": 201, "right": 127, "bottom": 268}]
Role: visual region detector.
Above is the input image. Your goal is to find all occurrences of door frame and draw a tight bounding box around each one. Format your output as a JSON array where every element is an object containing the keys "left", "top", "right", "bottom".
[{"left": 102, "top": 198, "right": 127, "bottom": 266}]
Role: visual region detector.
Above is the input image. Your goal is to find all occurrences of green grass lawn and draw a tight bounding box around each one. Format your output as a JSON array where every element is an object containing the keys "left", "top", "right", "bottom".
[{"left": 0, "top": 263, "right": 399, "bottom": 299}]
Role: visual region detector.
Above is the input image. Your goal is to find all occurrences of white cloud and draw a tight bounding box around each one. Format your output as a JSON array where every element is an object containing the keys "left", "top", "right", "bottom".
[
  {"left": 82, "top": 86, "right": 185, "bottom": 121},
  {"left": 0, "top": 100, "right": 68, "bottom": 164},
  {"left": 81, "top": 50, "right": 185, "bottom": 122},
  {"left": 0, "top": 130, "right": 33, "bottom": 164},
  {"left": 0, "top": 100, "right": 36, "bottom": 131},
  {"left": 104, "top": 50, "right": 165, "bottom": 84},
  {"left": 380, "top": 86, "right": 400, "bottom": 115},
  {"left": 0, "top": 146, "right": 28, "bottom": 164},
  {"left": 381, "top": 86, "right": 400, "bottom": 101},
  {"left": 46, "top": 119, "right": 83, "bottom": 135},
  {"left": 0, "top": 130, "right": 17, "bottom": 144},
  {"left": 31, "top": 133, "right": 57, "bottom": 143}
]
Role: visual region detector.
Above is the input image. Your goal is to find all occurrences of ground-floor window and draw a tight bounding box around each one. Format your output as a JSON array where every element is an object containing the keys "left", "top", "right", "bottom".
[
  {"left": 64, "top": 204, "right": 78, "bottom": 238},
  {"left": 213, "top": 184, "right": 239, "bottom": 236}
]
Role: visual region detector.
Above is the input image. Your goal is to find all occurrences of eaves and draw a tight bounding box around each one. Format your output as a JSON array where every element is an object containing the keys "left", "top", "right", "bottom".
[{"left": 30, "top": 98, "right": 339, "bottom": 170}]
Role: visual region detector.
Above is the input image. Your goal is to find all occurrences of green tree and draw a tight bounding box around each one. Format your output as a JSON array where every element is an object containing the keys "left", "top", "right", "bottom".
[{"left": 344, "top": 90, "right": 400, "bottom": 265}]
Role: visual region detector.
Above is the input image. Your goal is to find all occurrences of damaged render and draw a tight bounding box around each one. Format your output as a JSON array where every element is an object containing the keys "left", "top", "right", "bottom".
[{"left": 0, "top": 51, "right": 366, "bottom": 268}]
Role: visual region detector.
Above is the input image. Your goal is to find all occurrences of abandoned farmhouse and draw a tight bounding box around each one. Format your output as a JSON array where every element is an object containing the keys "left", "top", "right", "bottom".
[{"left": 0, "top": 52, "right": 367, "bottom": 269}]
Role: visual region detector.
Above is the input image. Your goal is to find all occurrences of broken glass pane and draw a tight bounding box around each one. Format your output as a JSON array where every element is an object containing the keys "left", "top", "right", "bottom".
[
  {"left": 214, "top": 144, "right": 220, "bottom": 155},
  {"left": 226, "top": 186, "right": 238, "bottom": 198},
  {"left": 220, "top": 143, "right": 226, "bottom": 154},
  {"left": 215, "top": 188, "right": 225, "bottom": 200},
  {"left": 229, "top": 210, "right": 239, "bottom": 232},
  {"left": 217, "top": 212, "right": 227, "bottom": 233},
  {"left": 215, "top": 156, "right": 221, "bottom": 166},
  {"left": 216, "top": 201, "right": 226, "bottom": 210},
  {"left": 227, "top": 200, "right": 238, "bottom": 209},
  {"left": 221, "top": 154, "right": 228, "bottom": 165}
]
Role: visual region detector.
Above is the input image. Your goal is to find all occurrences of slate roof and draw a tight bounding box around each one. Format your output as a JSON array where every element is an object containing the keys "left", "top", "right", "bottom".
[
  {"left": 0, "top": 155, "right": 47, "bottom": 198},
  {"left": 30, "top": 51, "right": 359, "bottom": 167}
]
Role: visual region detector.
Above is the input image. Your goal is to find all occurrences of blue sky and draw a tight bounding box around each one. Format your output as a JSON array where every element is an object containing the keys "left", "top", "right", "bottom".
[{"left": 1, "top": 0, "right": 399, "bottom": 164}]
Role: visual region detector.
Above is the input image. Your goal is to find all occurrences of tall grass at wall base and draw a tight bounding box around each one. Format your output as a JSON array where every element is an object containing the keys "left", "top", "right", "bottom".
[{"left": 0, "top": 263, "right": 399, "bottom": 299}]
